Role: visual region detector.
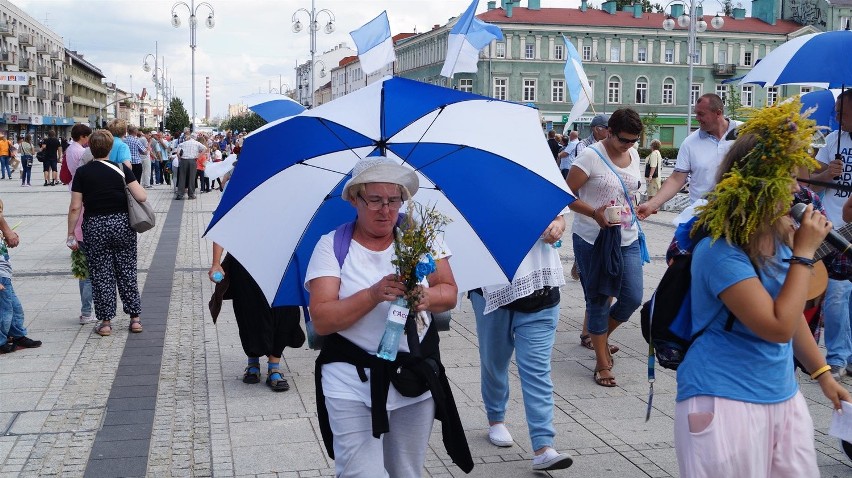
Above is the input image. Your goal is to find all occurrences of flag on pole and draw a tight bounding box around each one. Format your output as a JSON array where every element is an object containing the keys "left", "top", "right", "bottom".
[
  {"left": 350, "top": 11, "right": 396, "bottom": 75},
  {"left": 441, "top": 0, "right": 503, "bottom": 78},
  {"left": 563, "top": 35, "right": 593, "bottom": 132}
]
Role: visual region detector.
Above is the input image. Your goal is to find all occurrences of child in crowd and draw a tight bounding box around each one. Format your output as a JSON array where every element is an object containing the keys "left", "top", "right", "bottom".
[{"left": 0, "top": 199, "right": 41, "bottom": 354}]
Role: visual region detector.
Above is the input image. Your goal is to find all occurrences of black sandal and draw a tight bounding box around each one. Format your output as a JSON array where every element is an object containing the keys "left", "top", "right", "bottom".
[
  {"left": 266, "top": 370, "right": 290, "bottom": 392},
  {"left": 243, "top": 365, "right": 261, "bottom": 384}
]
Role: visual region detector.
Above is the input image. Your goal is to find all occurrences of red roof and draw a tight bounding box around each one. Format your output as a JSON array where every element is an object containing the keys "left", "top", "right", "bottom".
[
  {"left": 393, "top": 32, "right": 417, "bottom": 43},
  {"left": 477, "top": 7, "right": 805, "bottom": 35},
  {"left": 339, "top": 55, "right": 358, "bottom": 67}
]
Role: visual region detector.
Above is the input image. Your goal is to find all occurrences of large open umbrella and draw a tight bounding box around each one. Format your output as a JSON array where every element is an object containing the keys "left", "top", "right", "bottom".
[
  {"left": 798, "top": 89, "right": 841, "bottom": 130},
  {"left": 205, "top": 76, "right": 575, "bottom": 307},
  {"left": 242, "top": 93, "right": 306, "bottom": 122}
]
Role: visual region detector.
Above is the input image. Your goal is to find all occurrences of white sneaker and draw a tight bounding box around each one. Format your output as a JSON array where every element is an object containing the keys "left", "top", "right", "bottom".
[
  {"left": 831, "top": 365, "right": 848, "bottom": 380},
  {"left": 532, "top": 448, "right": 573, "bottom": 471},
  {"left": 488, "top": 423, "right": 514, "bottom": 447},
  {"left": 79, "top": 315, "right": 96, "bottom": 325}
]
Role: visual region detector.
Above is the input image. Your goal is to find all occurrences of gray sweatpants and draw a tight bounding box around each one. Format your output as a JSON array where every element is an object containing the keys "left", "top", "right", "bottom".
[{"left": 325, "top": 396, "right": 434, "bottom": 477}]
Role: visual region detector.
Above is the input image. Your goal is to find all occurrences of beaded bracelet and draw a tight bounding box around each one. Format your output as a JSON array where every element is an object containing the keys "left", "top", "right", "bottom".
[
  {"left": 810, "top": 364, "right": 832, "bottom": 380},
  {"left": 783, "top": 256, "right": 816, "bottom": 268}
]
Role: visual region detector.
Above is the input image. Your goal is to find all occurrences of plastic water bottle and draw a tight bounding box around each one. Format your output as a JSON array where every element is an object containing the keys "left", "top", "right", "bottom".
[
  {"left": 377, "top": 296, "right": 409, "bottom": 361},
  {"left": 212, "top": 271, "right": 224, "bottom": 283}
]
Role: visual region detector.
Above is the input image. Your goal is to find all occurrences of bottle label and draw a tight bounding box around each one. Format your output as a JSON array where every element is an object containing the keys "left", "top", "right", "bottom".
[{"left": 387, "top": 303, "right": 409, "bottom": 325}]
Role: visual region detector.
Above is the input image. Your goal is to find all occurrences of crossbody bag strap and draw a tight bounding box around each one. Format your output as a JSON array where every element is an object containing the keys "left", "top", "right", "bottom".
[
  {"left": 588, "top": 146, "right": 643, "bottom": 232},
  {"left": 99, "top": 159, "right": 125, "bottom": 178}
]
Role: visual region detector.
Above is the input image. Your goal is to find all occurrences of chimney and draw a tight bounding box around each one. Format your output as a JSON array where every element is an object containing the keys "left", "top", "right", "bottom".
[
  {"left": 601, "top": 1, "right": 617, "bottom": 14},
  {"left": 487, "top": 1, "right": 496, "bottom": 10},
  {"left": 528, "top": 0, "right": 541, "bottom": 9},
  {"left": 581, "top": 0, "right": 588, "bottom": 12},
  {"left": 670, "top": 3, "right": 684, "bottom": 19},
  {"left": 633, "top": 3, "right": 643, "bottom": 18},
  {"left": 506, "top": 0, "right": 515, "bottom": 17},
  {"left": 732, "top": 6, "right": 746, "bottom": 19},
  {"left": 205, "top": 77, "right": 210, "bottom": 121}
]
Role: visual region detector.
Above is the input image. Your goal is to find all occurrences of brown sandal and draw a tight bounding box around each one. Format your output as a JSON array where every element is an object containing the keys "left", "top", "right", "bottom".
[
  {"left": 94, "top": 321, "right": 112, "bottom": 336},
  {"left": 580, "top": 334, "right": 620, "bottom": 354},
  {"left": 594, "top": 366, "right": 617, "bottom": 387},
  {"left": 129, "top": 318, "right": 143, "bottom": 333}
]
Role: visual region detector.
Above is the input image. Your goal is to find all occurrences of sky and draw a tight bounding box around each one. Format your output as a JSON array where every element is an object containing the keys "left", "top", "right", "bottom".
[{"left": 14, "top": 0, "right": 576, "bottom": 121}]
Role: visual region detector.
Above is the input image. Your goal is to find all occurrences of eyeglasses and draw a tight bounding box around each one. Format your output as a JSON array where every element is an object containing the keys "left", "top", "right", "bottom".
[
  {"left": 615, "top": 135, "right": 639, "bottom": 144},
  {"left": 358, "top": 194, "right": 403, "bottom": 211}
]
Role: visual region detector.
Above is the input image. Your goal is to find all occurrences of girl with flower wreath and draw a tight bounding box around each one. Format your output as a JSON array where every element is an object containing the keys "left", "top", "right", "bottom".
[{"left": 674, "top": 100, "right": 851, "bottom": 477}]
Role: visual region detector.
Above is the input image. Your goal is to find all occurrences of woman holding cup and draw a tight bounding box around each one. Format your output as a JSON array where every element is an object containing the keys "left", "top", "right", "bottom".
[{"left": 567, "top": 108, "right": 645, "bottom": 387}]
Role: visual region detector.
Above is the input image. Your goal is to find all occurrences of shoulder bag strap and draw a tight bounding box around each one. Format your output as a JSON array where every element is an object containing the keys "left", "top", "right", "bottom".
[
  {"left": 588, "top": 146, "right": 642, "bottom": 229},
  {"left": 99, "top": 160, "right": 125, "bottom": 179}
]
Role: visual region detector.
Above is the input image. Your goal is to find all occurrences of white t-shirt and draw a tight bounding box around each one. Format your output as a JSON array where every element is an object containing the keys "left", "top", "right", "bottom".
[
  {"left": 674, "top": 120, "right": 741, "bottom": 204},
  {"left": 571, "top": 144, "right": 642, "bottom": 246},
  {"left": 304, "top": 229, "right": 451, "bottom": 410},
  {"left": 560, "top": 139, "right": 581, "bottom": 170},
  {"left": 816, "top": 130, "right": 852, "bottom": 226}
]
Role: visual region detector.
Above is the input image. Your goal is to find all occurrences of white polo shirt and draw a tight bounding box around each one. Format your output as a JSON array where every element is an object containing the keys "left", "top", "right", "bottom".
[{"left": 674, "top": 119, "right": 741, "bottom": 204}]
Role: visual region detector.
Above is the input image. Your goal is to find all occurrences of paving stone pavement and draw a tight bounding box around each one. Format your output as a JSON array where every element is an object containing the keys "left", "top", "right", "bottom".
[{"left": 0, "top": 179, "right": 851, "bottom": 477}]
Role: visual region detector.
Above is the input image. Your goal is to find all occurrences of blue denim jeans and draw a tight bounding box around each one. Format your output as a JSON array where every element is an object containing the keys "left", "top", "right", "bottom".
[
  {"left": 823, "top": 278, "right": 852, "bottom": 367},
  {"left": 572, "top": 234, "right": 644, "bottom": 335},
  {"left": 79, "top": 278, "right": 93, "bottom": 317},
  {"left": 0, "top": 276, "right": 26, "bottom": 343},
  {"left": 0, "top": 155, "right": 9, "bottom": 179},
  {"left": 470, "top": 291, "right": 557, "bottom": 451}
]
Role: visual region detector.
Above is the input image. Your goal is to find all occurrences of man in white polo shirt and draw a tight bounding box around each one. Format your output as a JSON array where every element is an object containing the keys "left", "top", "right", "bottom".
[{"left": 637, "top": 93, "right": 740, "bottom": 219}]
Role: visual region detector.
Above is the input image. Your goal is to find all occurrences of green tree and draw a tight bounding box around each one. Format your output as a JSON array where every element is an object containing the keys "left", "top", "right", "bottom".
[
  {"left": 722, "top": 0, "right": 733, "bottom": 16},
  {"left": 221, "top": 112, "right": 267, "bottom": 134},
  {"left": 724, "top": 85, "right": 743, "bottom": 121},
  {"left": 615, "top": 0, "right": 663, "bottom": 13},
  {"left": 641, "top": 112, "right": 660, "bottom": 147},
  {"left": 165, "top": 97, "right": 190, "bottom": 134}
]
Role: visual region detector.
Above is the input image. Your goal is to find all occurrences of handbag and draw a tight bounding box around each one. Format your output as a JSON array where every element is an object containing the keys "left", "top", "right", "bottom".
[
  {"left": 100, "top": 161, "right": 156, "bottom": 233},
  {"left": 36, "top": 150, "right": 45, "bottom": 162},
  {"left": 589, "top": 146, "right": 651, "bottom": 264}
]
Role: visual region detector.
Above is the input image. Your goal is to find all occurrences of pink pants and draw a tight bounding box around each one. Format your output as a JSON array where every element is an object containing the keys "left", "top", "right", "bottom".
[{"left": 674, "top": 392, "right": 818, "bottom": 478}]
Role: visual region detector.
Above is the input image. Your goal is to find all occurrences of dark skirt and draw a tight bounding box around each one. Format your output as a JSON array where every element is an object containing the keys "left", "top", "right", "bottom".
[{"left": 226, "top": 255, "right": 306, "bottom": 358}]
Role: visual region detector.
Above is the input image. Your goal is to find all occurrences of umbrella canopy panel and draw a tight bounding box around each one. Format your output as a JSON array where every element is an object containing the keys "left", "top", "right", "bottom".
[{"left": 739, "top": 30, "right": 852, "bottom": 88}]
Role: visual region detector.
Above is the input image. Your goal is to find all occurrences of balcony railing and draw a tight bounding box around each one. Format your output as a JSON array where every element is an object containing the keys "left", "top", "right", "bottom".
[
  {"left": 52, "top": 93, "right": 64, "bottom": 102},
  {"left": 712, "top": 63, "right": 737, "bottom": 77},
  {"left": 50, "top": 48, "right": 60, "bottom": 59},
  {"left": 35, "top": 42, "right": 48, "bottom": 53},
  {"left": 18, "top": 33, "right": 32, "bottom": 47},
  {"left": 36, "top": 66, "right": 48, "bottom": 76},
  {"left": 18, "top": 59, "right": 31, "bottom": 71},
  {"left": 51, "top": 70, "right": 60, "bottom": 80},
  {"left": 0, "top": 52, "right": 11, "bottom": 65},
  {"left": 0, "top": 84, "right": 13, "bottom": 92},
  {"left": 20, "top": 86, "right": 32, "bottom": 97},
  {"left": 36, "top": 89, "right": 47, "bottom": 99},
  {"left": 0, "top": 23, "right": 14, "bottom": 37}
]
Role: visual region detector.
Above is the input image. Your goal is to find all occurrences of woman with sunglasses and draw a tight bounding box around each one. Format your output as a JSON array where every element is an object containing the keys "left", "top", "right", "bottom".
[{"left": 567, "top": 108, "right": 644, "bottom": 387}]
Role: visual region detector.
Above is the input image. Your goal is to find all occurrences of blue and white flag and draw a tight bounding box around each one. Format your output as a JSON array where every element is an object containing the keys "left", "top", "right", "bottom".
[
  {"left": 563, "top": 36, "right": 593, "bottom": 132},
  {"left": 349, "top": 11, "right": 395, "bottom": 75},
  {"left": 441, "top": 0, "right": 503, "bottom": 78}
]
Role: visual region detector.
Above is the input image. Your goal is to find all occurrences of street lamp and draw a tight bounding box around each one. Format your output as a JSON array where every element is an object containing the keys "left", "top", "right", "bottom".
[
  {"left": 171, "top": 0, "right": 215, "bottom": 131},
  {"left": 292, "top": 0, "right": 335, "bottom": 108},
  {"left": 600, "top": 67, "right": 607, "bottom": 115},
  {"left": 268, "top": 75, "right": 292, "bottom": 95},
  {"left": 142, "top": 43, "right": 163, "bottom": 130},
  {"left": 662, "top": 0, "right": 724, "bottom": 132}
]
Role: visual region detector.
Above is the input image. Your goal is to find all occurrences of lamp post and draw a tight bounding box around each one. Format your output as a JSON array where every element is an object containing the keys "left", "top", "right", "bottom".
[
  {"left": 142, "top": 43, "right": 161, "bottom": 130},
  {"left": 600, "top": 67, "right": 607, "bottom": 115},
  {"left": 170, "top": 0, "right": 215, "bottom": 131},
  {"left": 269, "top": 75, "right": 292, "bottom": 95},
  {"left": 291, "top": 0, "right": 335, "bottom": 108},
  {"left": 662, "top": 0, "right": 724, "bottom": 133}
]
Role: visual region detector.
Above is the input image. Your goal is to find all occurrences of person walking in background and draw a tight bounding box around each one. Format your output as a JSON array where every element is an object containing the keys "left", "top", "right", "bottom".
[
  {"left": 40, "top": 130, "right": 61, "bottom": 186},
  {"left": 175, "top": 132, "right": 205, "bottom": 200},
  {"left": 106, "top": 119, "right": 131, "bottom": 169},
  {"left": 139, "top": 130, "right": 152, "bottom": 189},
  {"left": 18, "top": 135, "right": 34, "bottom": 187},
  {"left": 645, "top": 139, "right": 663, "bottom": 200},
  {"left": 470, "top": 215, "right": 574, "bottom": 471},
  {"left": 124, "top": 125, "right": 146, "bottom": 183},
  {"left": 65, "top": 124, "right": 96, "bottom": 325},
  {"left": 673, "top": 101, "right": 850, "bottom": 477},
  {"left": 66, "top": 130, "right": 147, "bottom": 337},
  {"left": 0, "top": 132, "right": 12, "bottom": 180},
  {"left": 558, "top": 130, "right": 580, "bottom": 179},
  {"left": 567, "top": 108, "right": 645, "bottom": 387},
  {"left": 196, "top": 147, "right": 210, "bottom": 193},
  {"left": 208, "top": 242, "right": 304, "bottom": 391}
]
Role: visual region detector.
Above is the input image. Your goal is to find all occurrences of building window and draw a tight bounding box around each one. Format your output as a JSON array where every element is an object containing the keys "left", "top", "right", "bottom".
[
  {"left": 496, "top": 42, "right": 506, "bottom": 58},
  {"left": 767, "top": 86, "right": 779, "bottom": 105},
  {"left": 458, "top": 78, "right": 473, "bottom": 93},
  {"left": 690, "top": 84, "right": 702, "bottom": 106},
  {"left": 607, "top": 77, "right": 620, "bottom": 104},
  {"left": 638, "top": 47, "right": 647, "bottom": 63},
  {"left": 552, "top": 80, "right": 565, "bottom": 102},
  {"left": 715, "top": 84, "right": 728, "bottom": 104},
  {"left": 525, "top": 43, "right": 535, "bottom": 59},
  {"left": 662, "top": 79, "right": 675, "bottom": 105},
  {"left": 800, "top": 86, "right": 812, "bottom": 94},
  {"left": 717, "top": 49, "right": 727, "bottom": 65},
  {"left": 742, "top": 85, "right": 754, "bottom": 107},
  {"left": 664, "top": 47, "right": 674, "bottom": 64},
  {"left": 743, "top": 51, "right": 752, "bottom": 66},
  {"left": 582, "top": 45, "right": 592, "bottom": 61},
  {"left": 523, "top": 78, "right": 537, "bottom": 102},
  {"left": 554, "top": 44, "right": 564, "bottom": 61},
  {"left": 635, "top": 77, "right": 648, "bottom": 104},
  {"left": 493, "top": 77, "right": 507, "bottom": 100},
  {"left": 610, "top": 46, "right": 620, "bottom": 62}
]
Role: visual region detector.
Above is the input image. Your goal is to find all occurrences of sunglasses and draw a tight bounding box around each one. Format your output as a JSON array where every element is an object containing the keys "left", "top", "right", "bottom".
[{"left": 615, "top": 135, "right": 639, "bottom": 144}]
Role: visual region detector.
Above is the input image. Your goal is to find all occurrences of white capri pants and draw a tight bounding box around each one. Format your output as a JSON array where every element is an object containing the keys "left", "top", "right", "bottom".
[
  {"left": 326, "top": 396, "right": 435, "bottom": 478},
  {"left": 674, "top": 392, "right": 818, "bottom": 478}
]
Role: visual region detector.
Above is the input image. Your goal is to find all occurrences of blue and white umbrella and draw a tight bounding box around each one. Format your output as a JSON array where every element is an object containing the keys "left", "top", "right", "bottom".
[
  {"left": 205, "top": 76, "right": 575, "bottom": 306},
  {"left": 739, "top": 30, "right": 852, "bottom": 88},
  {"left": 799, "top": 89, "right": 841, "bottom": 130},
  {"left": 241, "top": 93, "right": 306, "bottom": 122}
]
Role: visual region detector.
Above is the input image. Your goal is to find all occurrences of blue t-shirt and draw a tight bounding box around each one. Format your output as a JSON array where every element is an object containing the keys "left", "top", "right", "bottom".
[
  {"left": 676, "top": 237, "right": 797, "bottom": 404},
  {"left": 108, "top": 139, "right": 130, "bottom": 165}
]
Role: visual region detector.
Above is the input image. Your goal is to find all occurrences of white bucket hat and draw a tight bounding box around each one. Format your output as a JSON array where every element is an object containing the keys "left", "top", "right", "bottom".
[{"left": 341, "top": 156, "right": 419, "bottom": 202}]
